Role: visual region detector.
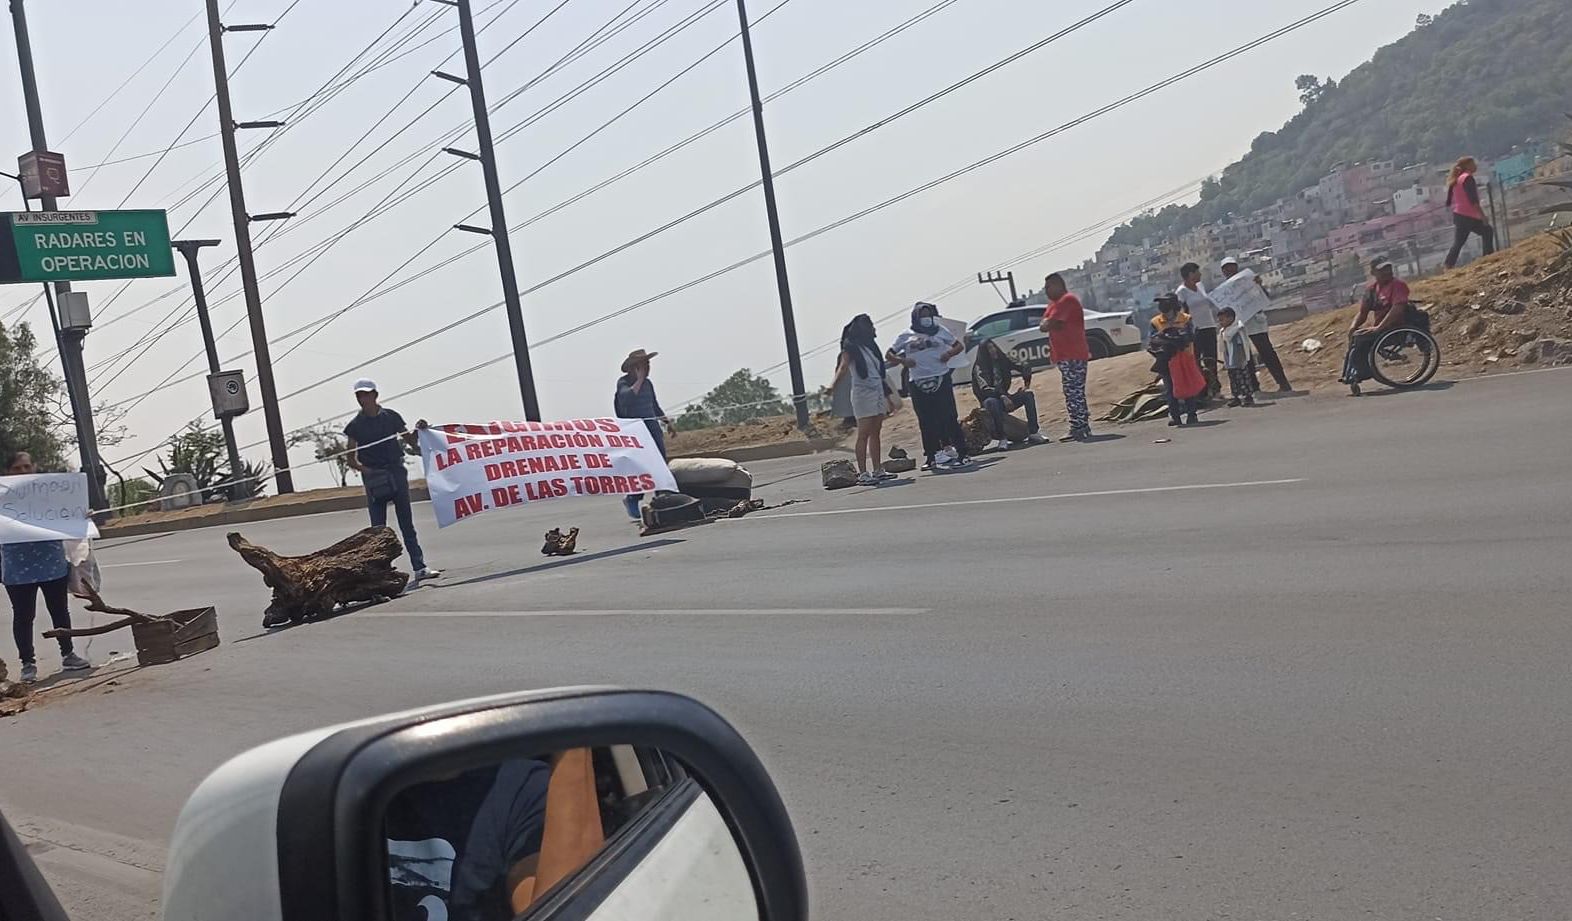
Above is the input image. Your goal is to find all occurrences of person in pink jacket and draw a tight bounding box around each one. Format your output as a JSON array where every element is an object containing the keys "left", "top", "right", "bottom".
[{"left": 1443, "top": 156, "right": 1496, "bottom": 269}]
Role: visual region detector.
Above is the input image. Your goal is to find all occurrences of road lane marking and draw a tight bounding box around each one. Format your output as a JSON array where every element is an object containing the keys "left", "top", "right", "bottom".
[
  {"left": 740, "top": 478, "right": 1307, "bottom": 521},
  {"left": 99, "top": 559, "right": 182, "bottom": 568},
  {"left": 1454, "top": 364, "right": 1572, "bottom": 384},
  {"left": 366, "top": 608, "right": 926, "bottom": 619}
]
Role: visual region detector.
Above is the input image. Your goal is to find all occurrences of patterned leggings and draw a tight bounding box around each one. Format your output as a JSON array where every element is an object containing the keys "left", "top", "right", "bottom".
[
  {"left": 1057, "top": 360, "right": 1090, "bottom": 436},
  {"left": 1227, "top": 367, "right": 1252, "bottom": 400}
]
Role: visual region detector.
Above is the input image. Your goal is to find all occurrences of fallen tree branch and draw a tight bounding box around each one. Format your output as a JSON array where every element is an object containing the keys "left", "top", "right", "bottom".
[{"left": 43, "top": 589, "right": 170, "bottom": 639}]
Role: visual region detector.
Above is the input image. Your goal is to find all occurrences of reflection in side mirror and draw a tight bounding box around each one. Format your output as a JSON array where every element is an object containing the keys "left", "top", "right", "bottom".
[
  {"left": 385, "top": 747, "right": 755, "bottom": 921},
  {"left": 161, "top": 689, "right": 804, "bottom": 921}
]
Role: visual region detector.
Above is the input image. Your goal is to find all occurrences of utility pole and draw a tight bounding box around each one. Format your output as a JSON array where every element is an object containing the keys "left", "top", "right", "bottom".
[
  {"left": 205, "top": 0, "right": 294, "bottom": 493},
  {"left": 1484, "top": 179, "right": 1505, "bottom": 250},
  {"left": 8, "top": 0, "right": 108, "bottom": 513},
  {"left": 977, "top": 270, "right": 1018, "bottom": 304},
  {"left": 442, "top": 0, "right": 540, "bottom": 421},
  {"left": 735, "top": 0, "right": 809, "bottom": 431},
  {"left": 173, "top": 240, "right": 245, "bottom": 501}
]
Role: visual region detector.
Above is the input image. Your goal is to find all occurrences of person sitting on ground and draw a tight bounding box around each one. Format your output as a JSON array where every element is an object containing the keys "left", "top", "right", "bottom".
[
  {"left": 970, "top": 339, "right": 1048, "bottom": 452},
  {"left": 1341, "top": 260, "right": 1412, "bottom": 394},
  {"left": 1216, "top": 306, "right": 1255, "bottom": 408},
  {"left": 1147, "top": 294, "right": 1201, "bottom": 427}
]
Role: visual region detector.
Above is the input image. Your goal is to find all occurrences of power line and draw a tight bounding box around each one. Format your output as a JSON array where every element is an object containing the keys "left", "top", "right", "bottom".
[
  {"left": 227, "top": 0, "right": 1368, "bottom": 434},
  {"left": 97, "top": 0, "right": 713, "bottom": 427},
  {"left": 98, "top": 0, "right": 726, "bottom": 393},
  {"left": 56, "top": 8, "right": 207, "bottom": 146}
]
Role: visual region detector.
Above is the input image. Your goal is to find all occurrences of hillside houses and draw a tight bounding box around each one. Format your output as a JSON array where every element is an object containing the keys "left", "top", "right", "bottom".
[{"left": 1066, "top": 144, "right": 1567, "bottom": 314}]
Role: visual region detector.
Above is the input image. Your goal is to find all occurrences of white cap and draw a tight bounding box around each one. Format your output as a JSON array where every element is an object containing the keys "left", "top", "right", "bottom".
[
  {"left": 352, "top": 377, "right": 378, "bottom": 393},
  {"left": 1220, "top": 256, "right": 1239, "bottom": 268},
  {"left": 1374, "top": 258, "right": 1395, "bottom": 270}
]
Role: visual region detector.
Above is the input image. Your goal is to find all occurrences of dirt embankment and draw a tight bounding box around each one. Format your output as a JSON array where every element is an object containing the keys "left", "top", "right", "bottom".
[{"left": 690, "top": 232, "right": 1572, "bottom": 456}]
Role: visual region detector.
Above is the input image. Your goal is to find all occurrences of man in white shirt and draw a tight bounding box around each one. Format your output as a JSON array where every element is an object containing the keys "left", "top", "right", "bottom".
[{"left": 1176, "top": 262, "right": 1221, "bottom": 398}]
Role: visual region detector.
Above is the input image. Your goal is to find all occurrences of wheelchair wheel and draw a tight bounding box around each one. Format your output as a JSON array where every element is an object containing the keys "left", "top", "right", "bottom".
[{"left": 1369, "top": 327, "right": 1440, "bottom": 389}]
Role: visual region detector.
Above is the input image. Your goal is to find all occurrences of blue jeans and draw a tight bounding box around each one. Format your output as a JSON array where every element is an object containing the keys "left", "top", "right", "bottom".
[
  {"left": 623, "top": 421, "right": 668, "bottom": 519},
  {"left": 982, "top": 391, "right": 1039, "bottom": 439},
  {"left": 367, "top": 464, "right": 426, "bottom": 572}
]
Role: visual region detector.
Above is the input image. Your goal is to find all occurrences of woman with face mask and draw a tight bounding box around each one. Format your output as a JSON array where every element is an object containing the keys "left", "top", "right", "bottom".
[{"left": 887, "top": 303, "right": 973, "bottom": 471}]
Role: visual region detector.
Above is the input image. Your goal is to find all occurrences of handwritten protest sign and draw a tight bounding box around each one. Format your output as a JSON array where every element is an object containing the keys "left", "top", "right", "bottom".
[
  {"left": 1208, "top": 269, "right": 1272, "bottom": 325},
  {"left": 0, "top": 473, "right": 95, "bottom": 544},
  {"left": 418, "top": 418, "right": 678, "bottom": 528}
]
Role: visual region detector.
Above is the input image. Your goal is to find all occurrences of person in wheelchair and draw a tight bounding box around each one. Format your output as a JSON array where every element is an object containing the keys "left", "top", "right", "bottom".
[{"left": 1342, "top": 259, "right": 1414, "bottom": 392}]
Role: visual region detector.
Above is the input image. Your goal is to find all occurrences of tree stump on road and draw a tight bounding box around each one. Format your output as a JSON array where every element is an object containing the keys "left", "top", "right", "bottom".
[{"left": 228, "top": 527, "right": 409, "bottom": 624}]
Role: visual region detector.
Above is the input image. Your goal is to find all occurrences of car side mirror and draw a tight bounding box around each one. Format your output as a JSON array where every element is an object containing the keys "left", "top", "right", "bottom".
[{"left": 161, "top": 688, "right": 805, "bottom": 921}]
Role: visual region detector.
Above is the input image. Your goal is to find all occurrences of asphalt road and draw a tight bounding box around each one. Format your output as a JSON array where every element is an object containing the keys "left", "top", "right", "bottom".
[{"left": 4, "top": 367, "right": 1570, "bottom": 921}]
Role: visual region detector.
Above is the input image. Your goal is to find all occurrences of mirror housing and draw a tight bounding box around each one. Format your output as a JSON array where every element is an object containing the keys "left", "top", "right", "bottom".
[{"left": 162, "top": 688, "right": 805, "bottom": 921}]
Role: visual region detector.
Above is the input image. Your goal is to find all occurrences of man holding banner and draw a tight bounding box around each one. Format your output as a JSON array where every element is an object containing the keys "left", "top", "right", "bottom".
[
  {"left": 343, "top": 379, "right": 442, "bottom": 599},
  {"left": 1, "top": 453, "right": 92, "bottom": 683},
  {"left": 1215, "top": 258, "right": 1294, "bottom": 393}
]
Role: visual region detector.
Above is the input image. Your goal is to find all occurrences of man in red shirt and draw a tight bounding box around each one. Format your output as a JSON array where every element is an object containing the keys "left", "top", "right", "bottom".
[
  {"left": 1037, "top": 273, "right": 1094, "bottom": 441},
  {"left": 1342, "top": 259, "right": 1412, "bottom": 394}
]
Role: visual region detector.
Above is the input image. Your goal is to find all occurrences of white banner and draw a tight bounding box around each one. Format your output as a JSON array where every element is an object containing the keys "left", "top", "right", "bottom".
[
  {"left": 419, "top": 418, "right": 678, "bottom": 528},
  {"left": 1208, "top": 270, "right": 1272, "bottom": 325},
  {"left": 0, "top": 473, "right": 95, "bottom": 544}
]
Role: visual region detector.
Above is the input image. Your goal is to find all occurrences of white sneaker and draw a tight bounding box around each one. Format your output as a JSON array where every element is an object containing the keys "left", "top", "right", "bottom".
[
  {"left": 989, "top": 439, "right": 1010, "bottom": 452},
  {"left": 60, "top": 653, "right": 91, "bottom": 671},
  {"left": 20, "top": 662, "right": 37, "bottom": 683},
  {"left": 855, "top": 472, "right": 879, "bottom": 486},
  {"left": 417, "top": 567, "right": 443, "bottom": 580},
  {"left": 1025, "top": 432, "right": 1049, "bottom": 445},
  {"left": 934, "top": 448, "right": 956, "bottom": 466}
]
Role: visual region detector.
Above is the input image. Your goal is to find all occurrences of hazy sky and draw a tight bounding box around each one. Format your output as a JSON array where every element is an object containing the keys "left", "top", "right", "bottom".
[{"left": 2, "top": 0, "right": 1441, "bottom": 489}]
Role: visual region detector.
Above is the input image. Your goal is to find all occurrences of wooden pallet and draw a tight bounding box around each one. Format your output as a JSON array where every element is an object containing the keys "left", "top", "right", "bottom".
[{"left": 131, "top": 607, "right": 219, "bottom": 667}]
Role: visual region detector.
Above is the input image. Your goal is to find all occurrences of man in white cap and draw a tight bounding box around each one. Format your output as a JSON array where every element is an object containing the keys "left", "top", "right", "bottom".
[
  {"left": 343, "top": 379, "right": 440, "bottom": 589},
  {"left": 1220, "top": 257, "right": 1293, "bottom": 393}
]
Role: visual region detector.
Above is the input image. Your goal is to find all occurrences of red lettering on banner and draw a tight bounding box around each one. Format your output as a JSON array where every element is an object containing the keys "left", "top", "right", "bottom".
[
  {"left": 464, "top": 442, "right": 483, "bottom": 461},
  {"left": 454, "top": 493, "right": 485, "bottom": 520},
  {"left": 584, "top": 453, "right": 612, "bottom": 469},
  {"left": 595, "top": 418, "right": 620, "bottom": 433},
  {"left": 571, "top": 419, "right": 596, "bottom": 432},
  {"left": 490, "top": 485, "right": 523, "bottom": 508},
  {"left": 637, "top": 473, "right": 656, "bottom": 492}
]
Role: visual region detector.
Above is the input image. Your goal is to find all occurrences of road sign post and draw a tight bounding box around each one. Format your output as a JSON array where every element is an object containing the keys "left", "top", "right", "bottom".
[{"left": 0, "top": 210, "right": 175, "bottom": 283}]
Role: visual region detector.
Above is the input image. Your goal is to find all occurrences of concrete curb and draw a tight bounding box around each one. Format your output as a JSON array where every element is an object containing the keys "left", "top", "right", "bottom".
[
  {"left": 101, "top": 485, "right": 431, "bottom": 539},
  {"left": 672, "top": 437, "right": 847, "bottom": 464},
  {"left": 100, "top": 437, "right": 853, "bottom": 538}
]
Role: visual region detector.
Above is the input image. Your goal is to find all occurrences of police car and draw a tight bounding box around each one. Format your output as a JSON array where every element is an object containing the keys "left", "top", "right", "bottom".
[{"left": 948, "top": 302, "right": 1143, "bottom": 386}]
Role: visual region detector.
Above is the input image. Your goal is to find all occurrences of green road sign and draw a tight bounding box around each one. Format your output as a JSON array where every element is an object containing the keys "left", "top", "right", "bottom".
[{"left": 0, "top": 210, "right": 175, "bottom": 283}]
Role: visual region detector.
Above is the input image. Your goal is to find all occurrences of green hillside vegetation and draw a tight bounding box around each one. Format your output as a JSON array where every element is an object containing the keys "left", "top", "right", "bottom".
[{"left": 1109, "top": 0, "right": 1572, "bottom": 246}]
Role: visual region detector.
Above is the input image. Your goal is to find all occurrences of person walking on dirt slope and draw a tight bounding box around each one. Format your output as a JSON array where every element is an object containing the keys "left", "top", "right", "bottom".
[
  {"left": 1444, "top": 156, "right": 1497, "bottom": 269},
  {"left": 1038, "top": 273, "right": 1094, "bottom": 441}
]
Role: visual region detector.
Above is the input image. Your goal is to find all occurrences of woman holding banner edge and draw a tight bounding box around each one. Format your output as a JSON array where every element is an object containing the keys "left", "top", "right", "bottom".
[{"left": 2, "top": 451, "right": 90, "bottom": 683}]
